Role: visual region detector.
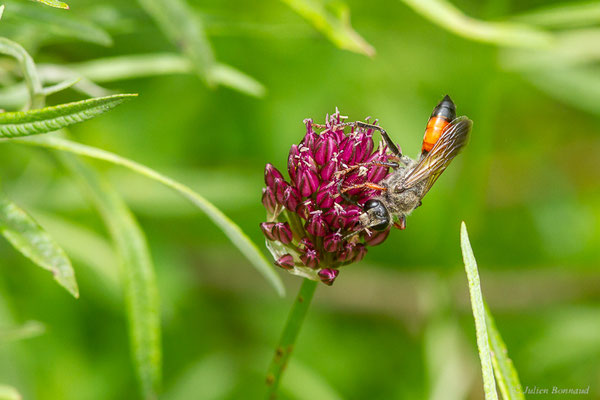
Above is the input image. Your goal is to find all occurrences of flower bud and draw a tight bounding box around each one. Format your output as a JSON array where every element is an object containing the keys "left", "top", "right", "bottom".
[
  {"left": 264, "top": 163, "right": 284, "bottom": 189},
  {"left": 260, "top": 222, "right": 276, "bottom": 241},
  {"left": 324, "top": 232, "right": 343, "bottom": 252},
  {"left": 305, "top": 212, "right": 328, "bottom": 237},
  {"left": 363, "top": 229, "right": 389, "bottom": 246},
  {"left": 275, "top": 254, "right": 295, "bottom": 270},
  {"left": 314, "top": 135, "right": 337, "bottom": 165},
  {"left": 296, "top": 168, "right": 319, "bottom": 197},
  {"left": 318, "top": 268, "right": 339, "bottom": 286},
  {"left": 262, "top": 187, "right": 277, "bottom": 214},
  {"left": 301, "top": 249, "right": 319, "bottom": 269},
  {"left": 273, "top": 222, "right": 293, "bottom": 244},
  {"left": 283, "top": 186, "right": 300, "bottom": 212}
]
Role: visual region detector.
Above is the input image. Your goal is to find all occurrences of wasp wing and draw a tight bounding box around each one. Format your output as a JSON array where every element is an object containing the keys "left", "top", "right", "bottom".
[{"left": 402, "top": 116, "right": 472, "bottom": 196}]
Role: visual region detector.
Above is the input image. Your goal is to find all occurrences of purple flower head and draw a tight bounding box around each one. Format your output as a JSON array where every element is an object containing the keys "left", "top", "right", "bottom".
[{"left": 260, "top": 110, "right": 394, "bottom": 285}]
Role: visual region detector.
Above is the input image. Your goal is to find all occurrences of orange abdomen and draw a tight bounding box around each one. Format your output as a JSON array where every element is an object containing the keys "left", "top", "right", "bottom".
[
  {"left": 422, "top": 117, "right": 450, "bottom": 152},
  {"left": 421, "top": 95, "right": 456, "bottom": 154}
]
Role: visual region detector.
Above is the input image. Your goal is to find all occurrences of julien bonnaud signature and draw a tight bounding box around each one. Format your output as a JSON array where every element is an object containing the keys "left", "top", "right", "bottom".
[{"left": 522, "top": 385, "right": 591, "bottom": 395}]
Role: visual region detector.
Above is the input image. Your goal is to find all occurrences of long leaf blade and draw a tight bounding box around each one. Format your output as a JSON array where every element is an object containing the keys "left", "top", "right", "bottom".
[
  {"left": 137, "top": 0, "right": 215, "bottom": 85},
  {"left": 401, "top": 0, "right": 553, "bottom": 48},
  {"left": 3, "top": 1, "right": 112, "bottom": 46},
  {"left": 281, "top": 0, "right": 375, "bottom": 56},
  {"left": 0, "top": 94, "right": 137, "bottom": 138},
  {"left": 0, "top": 194, "right": 78, "bottom": 298},
  {"left": 33, "top": 0, "right": 69, "bottom": 9},
  {"left": 59, "top": 154, "right": 161, "bottom": 398},
  {"left": 11, "top": 135, "right": 285, "bottom": 296},
  {"left": 460, "top": 222, "right": 498, "bottom": 400},
  {"left": 485, "top": 304, "right": 525, "bottom": 400}
]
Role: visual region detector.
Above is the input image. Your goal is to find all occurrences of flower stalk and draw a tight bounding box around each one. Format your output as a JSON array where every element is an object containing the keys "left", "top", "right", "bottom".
[{"left": 265, "top": 278, "right": 318, "bottom": 399}]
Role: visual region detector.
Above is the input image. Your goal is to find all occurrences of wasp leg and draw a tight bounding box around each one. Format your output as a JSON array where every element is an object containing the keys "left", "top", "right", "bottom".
[
  {"left": 334, "top": 160, "right": 400, "bottom": 180},
  {"left": 341, "top": 182, "right": 387, "bottom": 194},
  {"left": 354, "top": 121, "right": 402, "bottom": 158},
  {"left": 393, "top": 215, "right": 406, "bottom": 230}
]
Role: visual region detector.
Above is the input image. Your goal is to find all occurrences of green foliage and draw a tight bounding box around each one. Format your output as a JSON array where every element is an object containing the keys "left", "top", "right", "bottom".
[
  {"left": 0, "top": 320, "right": 45, "bottom": 343},
  {"left": 0, "top": 193, "right": 78, "bottom": 297},
  {"left": 281, "top": 0, "right": 375, "bottom": 56},
  {"left": 461, "top": 222, "right": 498, "bottom": 400},
  {"left": 0, "top": 37, "right": 44, "bottom": 109},
  {"left": 0, "top": 385, "right": 21, "bottom": 400},
  {"left": 137, "top": 0, "right": 214, "bottom": 85},
  {"left": 32, "top": 0, "right": 70, "bottom": 10},
  {"left": 462, "top": 222, "right": 525, "bottom": 400},
  {"left": 15, "top": 135, "right": 286, "bottom": 296},
  {"left": 60, "top": 154, "right": 161, "bottom": 399},
  {"left": 2, "top": 1, "right": 111, "bottom": 46},
  {"left": 485, "top": 304, "right": 525, "bottom": 400},
  {"left": 400, "top": 0, "right": 553, "bottom": 48},
  {"left": 0, "top": 94, "right": 137, "bottom": 138},
  {"left": 0, "top": 0, "right": 598, "bottom": 399}
]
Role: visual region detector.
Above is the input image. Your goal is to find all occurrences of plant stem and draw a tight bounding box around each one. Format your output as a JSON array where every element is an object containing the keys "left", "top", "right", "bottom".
[{"left": 265, "top": 278, "right": 318, "bottom": 399}]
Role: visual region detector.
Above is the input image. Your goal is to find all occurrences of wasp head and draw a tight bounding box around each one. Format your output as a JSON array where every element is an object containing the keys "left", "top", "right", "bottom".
[{"left": 360, "top": 199, "right": 390, "bottom": 231}]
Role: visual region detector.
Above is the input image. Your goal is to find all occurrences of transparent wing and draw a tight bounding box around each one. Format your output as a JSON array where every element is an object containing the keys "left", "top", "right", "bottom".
[{"left": 403, "top": 116, "right": 472, "bottom": 195}]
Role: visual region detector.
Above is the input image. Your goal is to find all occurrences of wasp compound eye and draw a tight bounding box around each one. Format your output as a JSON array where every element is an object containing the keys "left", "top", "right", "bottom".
[{"left": 363, "top": 200, "right": 390, "bottom": 231}]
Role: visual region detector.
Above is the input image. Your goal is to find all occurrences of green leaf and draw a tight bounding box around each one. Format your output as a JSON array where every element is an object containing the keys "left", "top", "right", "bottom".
[
  {"left": 460, "top": 222, "right": 498, "bottom": 400},
  {"left": 41, "top": 54, "right": 266, "bottom": 98},
  {"left": 400, "top": 0, "right": 553, "bottom": 48},
  {"left": 3, "top": 1, "right": 112, "bottom": 46},
  {"left": 0, "top": 37, "right": 44, "bottom": 109},
  {"left": 485, "top": 303, "right": 525, "bottom": 400},
  {"left": 0, "top": 94, "right": 137, "bottom": 138},
  {"left": 10, "top": 135, "right": 286, "bottom": 297},
  {"left": 0, "top": 384, "right": 21, "bottom": 400},
  {"left": 209, "top": 63, "right": 266, "bottom": 98},
  {"left": 33, "top": 0, "right": 69, "bottom": 9},
  {"left": 281, "top": 0, "right": 375, "bottom": 56},
  {"left": 0, "top": 320, "right": 45, "bottom": 343},
  {"left": 511, "top": 1, "right": 600, "bottom": 29},
  {"left": 137, "top": 0, "right": 216, "bottom": 85},
  {"left": 0, "top": 194, "right": 78, "bottom": 298},
  {"left": 42, "top": 77, "right": 80, "bottom": 97},
  {"left": 59, "top": 154, "right": 161, "bottom": 399}
]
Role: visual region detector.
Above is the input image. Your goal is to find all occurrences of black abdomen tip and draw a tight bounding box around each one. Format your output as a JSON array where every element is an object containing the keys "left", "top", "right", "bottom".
[{"left": 431, "top": 95, "right": 456, "bottom": 120}]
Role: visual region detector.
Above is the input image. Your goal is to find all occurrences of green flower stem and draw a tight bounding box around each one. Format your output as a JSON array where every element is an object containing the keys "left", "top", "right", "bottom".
[{"left": 266, "top": 278, "right": 318, "bottom": 399}]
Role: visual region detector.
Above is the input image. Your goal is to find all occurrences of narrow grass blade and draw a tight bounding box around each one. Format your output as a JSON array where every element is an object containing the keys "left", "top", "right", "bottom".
[
  {"left": 42, "top": 77, "right": 80, "bottom": 97},
  {"left": 209, "top": 63, "right": 266, "bottom": 98},
  {"left": 137, "top": 0, "right": 215, "bottom": 85},
  {"left": 33, "top": 0, "right": 69, "bottom": 9},
  {"left": 281, "top": 0, "right": 375, "bottom": 56},
  {"left": 0, "top": 94, "right": 137, "bottom": 138},
  {"left": 0, "top": 5, "right": 5, "bottom": 19},
  {"left": 0, "top": 385, "right": 21, "bottom": 400},
  {"left": 59, "top": 154, "right": 161, "bottom": 399},
  {"left": 9, "top": 135, "right": 286, "bottom": 296},
  {"left": 485, "top": 303, "right": 524, "bottom": 400},
  {"left": 460, "top": 222, "right": 498, "bottom": 400},
  {"left": 3, "top": 1, "right": 112, "bottom": 46},
  {"left": 0, "top": 194, "right": 78, "bottom": 297},
  {"left": 0, "top": 321, "right": 45, "bottom": 343},
  {"left": 400, "top": 0, "right": 553, "bottom": 48},
  {"left": 0, "top": 37, "right": 44, "bottom": 109},
  {"left": 42, "top": 54, "right": 266, "bottom": 98},
  {"left": 511, "top": 1, "right": 600, "bottom": 29}
]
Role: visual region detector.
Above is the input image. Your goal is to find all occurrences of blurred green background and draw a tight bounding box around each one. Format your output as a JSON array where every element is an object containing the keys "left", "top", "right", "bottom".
[{"left": 0, "top": 0, "right": 599, "bottom": 399}]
